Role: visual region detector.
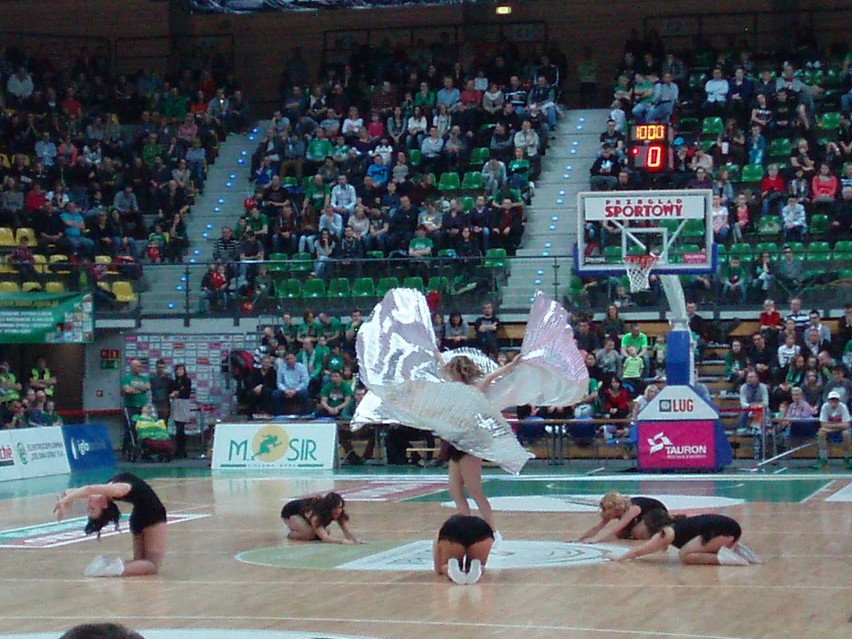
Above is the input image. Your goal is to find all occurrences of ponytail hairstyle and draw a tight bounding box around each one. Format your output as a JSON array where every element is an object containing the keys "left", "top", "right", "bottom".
[
  {"left": 641, "top": 508, "right": 685, "bottom": 537},
  {"left": 84, "top": 501, "right": 121, "bottom": 539}
]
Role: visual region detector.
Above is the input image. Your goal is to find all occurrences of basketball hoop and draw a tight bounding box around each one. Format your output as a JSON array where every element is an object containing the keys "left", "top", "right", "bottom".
[{"left": 624, "top": 254, "right": 659, "bottom": 292}]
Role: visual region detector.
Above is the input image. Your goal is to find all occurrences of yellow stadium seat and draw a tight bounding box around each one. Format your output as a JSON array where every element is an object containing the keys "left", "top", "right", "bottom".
[
  {"left": 0, "top": 260, "right": 16, "bottom": 274},
  {"left": 49, "top": 254, "right": 72, "bottom": 274},
  {"left": 97, "top": 281, "right": 111, "bottom": 293},
  {"left": 0, "top": 228, "right": 15, "bottom": 247},
  {"left": 14, "top": 227, "right": 36, "bottom": 245},
  {"left": 33, "top": 254, "right": 48, "bottom": 273},
  {"left": 94, "top": 255, "right": 112, "bottom": 265},
  {"left": 112, "top": 280, "right": 137, "bottom": 303},
  {"left": 22, "top": 281, "right": 42, "bottom": 292},
  {"left": 0, "top": 281, "right": 21, "bottom": 293},
  {"left": 44, "top": 281, "right": 65, "bottom": 293}
]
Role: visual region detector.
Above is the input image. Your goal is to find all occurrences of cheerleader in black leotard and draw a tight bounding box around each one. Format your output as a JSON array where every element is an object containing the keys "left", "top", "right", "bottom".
[
  {"left": 577, "top": 492, "right": 668, "bottom": 542},
  {"left": 54, "top": 472, "right": 168, "bottom": 577},
  {"left": 616, "top": 510, "right": 761, "bottom": 565},
  {"left": 433, "top": 514, "right": 495, "bottom": 585},
  {"left": 280, "top": 492, "right": 363, "bottom": 544}
]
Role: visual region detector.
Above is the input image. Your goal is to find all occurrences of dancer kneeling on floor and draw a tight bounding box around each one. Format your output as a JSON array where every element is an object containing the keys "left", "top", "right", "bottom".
[
  {"left": 54, "top": 472, "right": 167, "bottom": 577},
  {"left": 281, "top": 492, "right": 363, "bottom": 544},
  {"left": 434, "top": 514, "right": 495, "bottom": 585},
  {"left": 616, "top": 510, "right": 761, "bottom": 565},
  {"left": 577, "top": 492, "right": 667, "bottom": 542}
]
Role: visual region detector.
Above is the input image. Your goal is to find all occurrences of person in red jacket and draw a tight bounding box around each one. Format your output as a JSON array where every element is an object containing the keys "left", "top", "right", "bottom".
[
  {"left": 811, "top": 163, "right": 839, "bottom": 212},
  {"left": 759, "top": 163, "right": 786, "bottom": 218}
]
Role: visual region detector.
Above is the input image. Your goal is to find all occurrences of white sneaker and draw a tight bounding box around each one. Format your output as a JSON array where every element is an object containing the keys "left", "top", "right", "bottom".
[
  {"left": 84, "top": 555, "right": 108, "bottom": 577},
  {"left": 447, "top": 558, "right": 466, "bottom": 585},
  {"left": 88, "top": 557, "right": 125, "bottom": 578},
  {"left": 492, "top": 530, "right": 503, "bottom": 548},
  {"left": 717, "top": 547, "right": 749, "bottom": 566},
  {"left": 466, "top": 559, "right": 482, "bottom": 584},
  {"left": 733, "top": 543, "right": 763, "bottom": 564}
]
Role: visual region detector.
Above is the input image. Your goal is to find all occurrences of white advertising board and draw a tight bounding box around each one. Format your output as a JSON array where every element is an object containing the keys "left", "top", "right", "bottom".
[{"left": 212, "top": 422, "right": 337, "bottom": 471}]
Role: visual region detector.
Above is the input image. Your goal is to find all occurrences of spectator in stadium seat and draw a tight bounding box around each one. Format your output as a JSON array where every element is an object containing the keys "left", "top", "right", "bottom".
[
  {"left": 620, "top": 323, "right": 650, "bottom": 377},
  {"left": 721, "top": 255, "right": 747, "bottom": 304},
  {"left": 474, "top": 302, "right": 501, "bottom": 357},
  {"left": 199, "top": 262, "right": 230, "bottom": 313},
  {"left": 246, "top": 355, "right": 277, "bottom": 416},
  {"left": 703, "top": 67, "right": 729, "bottom": 117},
  {"left": 748, "top": 332, "right": 777, "bottom": 385},
  {"left": 273, "top": 352, "right": 310, "bottom": 416},
  {"left": 814, "top": 391, "right": 852, "bottom": 470},
  {"left": 635, "top": 72, "right": 678, "bottom": 124},
  {"left": 710, "top": 194, "right": 731, "bottom": 243},
  {"left": 589, "top": 145, "right": 619, "bottom": 191},
  {"left": 779, "top": 195, "right": 807, "bottom": 242},
  {"left": 738, "top": 370, "right": 769, "bottom": 435},
  {"left": 61, "top": 202, "right": 94, "bottom": 256},
  {"left": 316, "top": 370, "right": 353, "bottom": 419},
  {"left": 514, "top": 119, "right": 541, "bottom": 180}
]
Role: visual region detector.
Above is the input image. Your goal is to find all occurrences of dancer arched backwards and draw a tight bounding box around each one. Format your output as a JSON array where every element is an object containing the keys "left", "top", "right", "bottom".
[
  {"left": 281, "top": 492, "right": 363, "bottom": 544},
  {"left": 54, "top": 472, "right": 167, "bottom": 577},
  {"left": 616, "top": 510, "right": 762, "bottom": 565},
  {"left": 577, "top": 492, "right": 668, "bottom": 542}
]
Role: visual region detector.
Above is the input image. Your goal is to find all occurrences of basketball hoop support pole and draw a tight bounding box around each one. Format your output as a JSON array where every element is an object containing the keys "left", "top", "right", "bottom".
[{"left": 660, "top": 274, "right": 694, "bottom": 386}]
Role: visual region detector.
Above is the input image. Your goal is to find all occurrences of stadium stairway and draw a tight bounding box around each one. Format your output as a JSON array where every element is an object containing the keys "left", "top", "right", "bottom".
[
  {"left": 141, "top": 129, "right": 260, "bottom": 314},
  {"left": 501, "top": 108, "right": 610, "bottom": 310}
]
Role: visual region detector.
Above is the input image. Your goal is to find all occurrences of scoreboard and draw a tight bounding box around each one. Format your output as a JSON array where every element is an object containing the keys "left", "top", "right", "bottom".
[{"left": 629, "top": 123, "right": 672, "bottom": 172}]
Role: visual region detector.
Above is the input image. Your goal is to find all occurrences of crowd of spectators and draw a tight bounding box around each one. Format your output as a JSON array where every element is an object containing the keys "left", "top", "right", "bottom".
[
  {"left": 0, "top": 355, "right": 62, "bottom": 429},
  {"left": 0, "top": 44, "right": 243, "bottom": 299},
  {"left": 583, "top": 29, "right": 851, "bottom": 308},
  {"left": 201, "top": 42, "right": 571, "bottom": 305}
]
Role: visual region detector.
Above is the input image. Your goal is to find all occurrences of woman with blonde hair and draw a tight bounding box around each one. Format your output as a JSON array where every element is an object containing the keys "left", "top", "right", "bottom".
[{"left": 576, "top": 491, "right": 667, "bottom": 543}]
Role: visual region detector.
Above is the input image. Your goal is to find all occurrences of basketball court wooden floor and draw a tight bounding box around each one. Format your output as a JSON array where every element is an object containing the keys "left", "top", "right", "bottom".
[{"left": 1, "top": 468, "right": 850, "bottom": 639}]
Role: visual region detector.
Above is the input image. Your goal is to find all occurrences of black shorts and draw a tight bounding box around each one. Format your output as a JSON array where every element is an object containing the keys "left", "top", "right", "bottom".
[
  {"left": 440, "top": 441, "right": 467, "bottom": 462},
  {"left": 438, "top": 515, "right": 494, "bottom": 547},
  {"left": 128, "top": 506, "right": 167, "bottom": 536}
]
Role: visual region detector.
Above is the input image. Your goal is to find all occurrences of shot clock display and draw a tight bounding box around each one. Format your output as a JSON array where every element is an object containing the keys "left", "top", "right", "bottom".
[{"left": 630, "top": 123, "right": 672, "bottom": 172}]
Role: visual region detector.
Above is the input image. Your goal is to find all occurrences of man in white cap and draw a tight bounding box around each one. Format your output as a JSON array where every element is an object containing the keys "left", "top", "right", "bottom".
[{"left": 815, "top": 390, "right": 851, "bottom": 470}]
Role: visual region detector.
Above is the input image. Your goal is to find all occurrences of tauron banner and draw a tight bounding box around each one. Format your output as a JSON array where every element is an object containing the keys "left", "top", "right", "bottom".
[{"left": 0, "top": 292, "right": 94, "bottom": 344}]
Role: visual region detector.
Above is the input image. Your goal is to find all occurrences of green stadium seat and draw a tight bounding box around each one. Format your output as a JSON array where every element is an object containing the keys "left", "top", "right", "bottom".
[
  {"left": 509, "top": 188, "right": 522, "bottom": 202},
  {"left": 833, "top": 241, "right": 852, "bottom": 261},
  {"left": 468, "top": 147, "right": 490, "bottom": 167},
  {"left": 807, "top": 241, "right": 831, "bottom": 262},
  {"left": 461, "top": 171, "right": 484, "bottom": 191},
  {"left": 267, "top": 253, "right": 289, "bottom": 272},
  {"left": 289, "top": 252, "right": 312, "bottom": 274},
  {"left": 427, "top": 276, "right": 449, "bottom": 293},
  {"left": 409, "top": 149, "right": 422, "bottom": 167},
  {"left": 701, "top": 117, "right": 723, "bottom": 138},
  {"left": 682, "top": 219, "right": 706, "bottom": 240},
  {"left": 403, "top": 276, "right": 425, "bottom": 292},
  {"left": 768, "top": 138, "right": 792, "bottom": 161},
  {"left": 482, "top": 248, "right": 508, "bottom": 269},
  {"left": 438, "top": 172, "right": 461, "bottom": 192},
  {"left": 278, "top": 278, "right": 303, "bottom": 300},
  {"left": 678, "top": 117, "right": 699, "bottom": 134},
  {"left": 302, "top": 278, "right": 326, "bottom": 299},
  {"left": 756, "top": 217, "right": 781, "bottom": 236},
  {"left": 699, "top": 140, "right": 715, "bottom": 152},
  {"left": 754, "top": 241, "right": 781, "bottom": 260},
  {"left": 352, "top": 277, "right": 375, "bottom": 298},
  {"left": 281, "top": 176, "right": 298, "bottom": 188},
  {"left": 375, "top": 276, "right": 400, "bottom": 297},
  {"left": 740, "top": 164, "right": 765, "bottom": 183},
  {"left": 327, "top": 277, "right": 350, "bottom": 299},
  {"left": 810, "top": 214, "right": 830, "bottom": 236},
  {"left": 729, "top": 243, "right": 753, "bottom": 260},
  {"left": 459, "top": 196, "right": 475, "bottom": 211}
]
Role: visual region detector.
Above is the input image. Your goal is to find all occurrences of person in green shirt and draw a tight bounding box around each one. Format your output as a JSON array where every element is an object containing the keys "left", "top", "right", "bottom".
[
  {"left": 313, "top": 335, "right": 332, "bottom": 374},
  {"left": 296, "top": 338, "right": 324, "bottom": 397},
  {"left": 331, "top": 136, "right": 350, "bottom": 163},
  {"left": 121, "top": 359, "right": 151, "bottom": 456},
  {"left": 303, "top": 175, "right": 330, "bottom": 212},
  {"left": 317, "top": 370, "right": 353, "bottom": 418},
  {"left": 247, "top": 207, "right": 269, "bottom": 245},
  {"left": 620, "top": 323, "right": 649, "bottom": 378},
  {"left": 323, "top": 344, "right": 346, "bottom": 386},
  {"left": 162, "top": 88, "right": 189, "bottom": 120},
  {"left": 141, "top": 133, "right": 162, "bottom": 168},
  {"left": 0, "top": 362, "right": 22, "bottom": 404},
  {"left": 408, "top": 225, "right": 434, "bottom": 277},
  {"left": 722, "top": 256, "right": 747, "bottom": 303},
  {"left": 313, "top": 312, "right": 342, "bottom": 346},
  {"left": 622, "top": 346, "right": 645, "bottom": 394}
]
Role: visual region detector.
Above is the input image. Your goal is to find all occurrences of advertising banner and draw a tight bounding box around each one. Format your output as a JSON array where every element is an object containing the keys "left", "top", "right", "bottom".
[
  {"left": 581, "top": 191, "right": 708, "bottom": 221},
  {"left": 637, "top": 420, "right": 717, "bottom": 470},
  {"left": 0, "top": 292, "right": 93, "bottom": 343},
  {"left": 13, "top": 427, "right": 71, "bottom": 479},
  {"left": 0, "top": 430, "right": 21, "bottom": 482},
  {"left": 61, "top": 424, "right": 116, "bottom": 472},
  {"left": 212, "top": 422, "right": 337, "bottom": 470}
]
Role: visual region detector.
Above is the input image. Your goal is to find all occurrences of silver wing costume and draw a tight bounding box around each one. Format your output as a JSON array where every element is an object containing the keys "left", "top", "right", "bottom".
[{"left": 353, "top": 289, "right": 588, "bottom": 474}]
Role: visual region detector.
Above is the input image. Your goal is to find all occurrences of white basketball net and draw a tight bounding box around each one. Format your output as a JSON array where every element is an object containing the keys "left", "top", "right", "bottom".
[{"left": 624, "top": 254, "right": 659, "bottom": 292}]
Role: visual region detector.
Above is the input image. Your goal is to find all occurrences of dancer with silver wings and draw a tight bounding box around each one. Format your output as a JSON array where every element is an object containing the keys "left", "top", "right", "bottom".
[{"left": 353, "top": 289, "right": 588, "bottom": 582}]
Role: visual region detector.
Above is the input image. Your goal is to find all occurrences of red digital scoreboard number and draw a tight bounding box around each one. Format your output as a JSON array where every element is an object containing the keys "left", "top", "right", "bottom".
[{"left": 630, "top": 124, "right": 671, "bottom": 172}]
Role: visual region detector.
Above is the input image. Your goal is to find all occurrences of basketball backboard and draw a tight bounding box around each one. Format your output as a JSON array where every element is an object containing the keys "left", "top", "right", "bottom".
[{"left": 573, "top": 189, "right": 716, "bottom": 276}]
